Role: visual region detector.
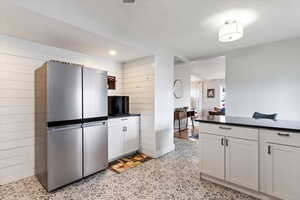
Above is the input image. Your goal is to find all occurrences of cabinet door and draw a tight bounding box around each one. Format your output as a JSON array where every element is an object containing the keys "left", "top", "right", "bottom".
[
  {"left": 108, "top": 125, "right": 123, "bottom": 161},
  {"left": 225, "top": 138, "right": 258, "bottom": 191},
  {"left": 123, "top": 118, "right": 139, "bottom": 154},
  {"left": 263, "top": 143, "right": 300, "bottom": 200},
  {"left": 200, "top": 133, "right": 225, "bottom": 180}
]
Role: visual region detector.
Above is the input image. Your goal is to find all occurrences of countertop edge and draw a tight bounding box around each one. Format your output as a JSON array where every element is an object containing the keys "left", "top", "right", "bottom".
[
  {"left": 108, "top": 114, "right": 141, "bottom": 119},
  {"left": 195, "top": 119, "right": 300, "bottom": 133}
]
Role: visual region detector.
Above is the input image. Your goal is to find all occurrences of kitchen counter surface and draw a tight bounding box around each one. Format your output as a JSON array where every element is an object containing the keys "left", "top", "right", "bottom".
[
  {"left": 108, "top": 114, "right": 141, "bottom": 119},
  {"left": 195, "top": 115, "right": 300, "bottom": 133}
]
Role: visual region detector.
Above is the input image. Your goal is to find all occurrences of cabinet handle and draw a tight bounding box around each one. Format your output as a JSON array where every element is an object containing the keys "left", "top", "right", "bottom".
[
  {"left": 219, "top": 126, "right": 232, "bottom": 130},
  {"left": 221, "top": 138, "right": 224, "bottom": 146},
  {"left": 277, "top": 133, "right": 290, "bottom": 137},
  {"left": 121, "top": 118, "right": 128, "bottom": 121},
  {"left": 267, "top": 145, "right": 271, "bottom": 155},
  {"left": 225, "top": 139, "right": 229, "bottom": 146},
  {"left": 48, "top": 124, "right": 82, "bottom": 132}
]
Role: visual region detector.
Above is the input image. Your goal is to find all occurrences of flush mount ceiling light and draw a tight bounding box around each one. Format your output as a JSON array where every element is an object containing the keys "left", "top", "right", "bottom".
[
  {"left": 219, "top": 20, "right": 244, "bottom": 42},
  {"left": 109, "top": 50, "right": 117, "bottom": 56},
  {"left": 203, "top": 9, "right": 257, "bottom": 29}
]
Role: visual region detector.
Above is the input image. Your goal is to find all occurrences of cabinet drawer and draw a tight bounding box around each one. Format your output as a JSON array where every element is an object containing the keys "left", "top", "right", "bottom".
[
  {"left": 199, "top": 123, "right": 258, "bottom": 141},
  {"left": 108, "top": 118, "right": 121, "bottom": 127},
  {"left": 108, "top": 116, "right": 139, "bottom": 127},
  {"left": 261, "top": 129, "right": 300, "bottom": 147},
  {"left": 126, "top": 117, "right": 139, "bottom": 126}
]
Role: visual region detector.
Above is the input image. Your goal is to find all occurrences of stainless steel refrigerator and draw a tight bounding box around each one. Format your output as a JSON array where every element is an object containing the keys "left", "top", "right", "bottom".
[{"left": 35, "top": 60, "right": 108, "bottom": 191}]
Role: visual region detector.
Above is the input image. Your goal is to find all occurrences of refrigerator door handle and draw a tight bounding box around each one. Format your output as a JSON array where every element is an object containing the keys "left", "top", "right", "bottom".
[
  {"left": 48, "top": 124, "right": 82, "bottom": 132},
  {"left": 82, "top": 121, "right": 107, "bottom": 128}
]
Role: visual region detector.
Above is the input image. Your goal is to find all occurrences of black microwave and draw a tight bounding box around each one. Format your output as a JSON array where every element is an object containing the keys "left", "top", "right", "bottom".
[{"left": 108, "top": 96, "right": 129, "bottom": 115}]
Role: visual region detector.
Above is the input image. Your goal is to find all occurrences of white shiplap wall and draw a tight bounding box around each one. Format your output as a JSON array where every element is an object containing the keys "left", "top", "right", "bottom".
[
  {"left": 122, "top": 57, "right": 156, "bottom": 156},
  {"left": 0, "top": 35, "right": 123, "bottom": 185}
]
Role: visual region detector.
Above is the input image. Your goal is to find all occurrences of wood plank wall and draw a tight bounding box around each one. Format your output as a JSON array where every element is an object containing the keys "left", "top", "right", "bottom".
[
  {"left": 123, "top": 57, "right": 156, "bottom": 154},
  {"left": 0, "top": 36, "right": 123, "bottom": 185}
]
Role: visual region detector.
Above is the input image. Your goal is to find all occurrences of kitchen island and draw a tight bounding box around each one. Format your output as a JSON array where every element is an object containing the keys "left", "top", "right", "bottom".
[
  {"left": 195, "top": 115, "right": 300, "bottom": 133},
  {"left": 195, "top": 116, "right": 300, "bottom": 200}
]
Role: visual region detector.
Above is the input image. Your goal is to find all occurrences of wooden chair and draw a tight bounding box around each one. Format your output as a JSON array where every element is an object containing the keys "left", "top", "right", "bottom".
[
  {"left": 187, "top": 110, "right": 195, "bottom": 130},
  {"left": 174, "top": 108, "right": 196, "bottom": 132},
  {"left": 174, "top": 110, "right": 188, "bottom": 132}
]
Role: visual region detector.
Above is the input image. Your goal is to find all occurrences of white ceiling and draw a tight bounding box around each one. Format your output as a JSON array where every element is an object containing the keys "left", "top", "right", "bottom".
[
  {"left": 0, "top": 2, "right": 151, "bottom": 63},
  {"left": 3, "top": 0, "right": 300, "bottom": 60}
]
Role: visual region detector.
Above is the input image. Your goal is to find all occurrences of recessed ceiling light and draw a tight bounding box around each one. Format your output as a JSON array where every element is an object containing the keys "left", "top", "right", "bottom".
[
  {"left": 219, "top": 20, "right": 243, "bottom": 42},
  {"left": 109, "top": 50, "right": 117, "bottom": 56}
]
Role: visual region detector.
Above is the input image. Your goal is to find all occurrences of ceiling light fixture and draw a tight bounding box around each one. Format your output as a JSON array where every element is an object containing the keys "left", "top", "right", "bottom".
[
  {"left": 218, "top": 20, "right": 244, "bottom": 42},
  {"left": 109, "top": 50, "right": 117, "bottom": 56}
]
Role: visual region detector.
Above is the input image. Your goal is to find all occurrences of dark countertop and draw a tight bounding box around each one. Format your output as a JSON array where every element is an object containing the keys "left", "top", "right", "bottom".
[
  {"left": 108, "top": 113, "right": 141, "bottom": 119},
  {"left": 195, "top": 116, "right": 300, "bottom": 133}
]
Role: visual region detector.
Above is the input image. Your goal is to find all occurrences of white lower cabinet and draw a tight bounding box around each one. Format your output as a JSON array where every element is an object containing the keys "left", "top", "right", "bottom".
[
  {"left": 261, "top": 129, "right": 300, "bottom": 200},
  {"left": 200, "top": 123, "right": 300, "bottom": 199},
  {"left": 108, "top": 117, "right": 140, "bottom": 161},
  {"left": 226, "top": 138, "right": 258, "bottom": 191},
  {"left": 262, "top": 143, "right": 300, "bottom": 200},
  {"left": 108, "top": 125, "right": 124, "bottom": 160},
  {"left": 200, "top": 133, "right": 225, "bottom": 180},
  {"left": 123, "top": 119, "right": 139, "bottom": 155},
  {"left": 199, "top": 124, "right": 259, "bottom": 192}
]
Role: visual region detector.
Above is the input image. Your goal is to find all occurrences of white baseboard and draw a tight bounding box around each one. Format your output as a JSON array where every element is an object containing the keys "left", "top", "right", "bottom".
[
  {"left": 154, "top": 144, "right": 175, "bottom": 158},
  {"left": 140, "top": 144, "right": 175, "bottom": 158},
  {"left": 108, "top": 150, "right": 139, "bottom": 163},
  {"left": 200, "top": 173, "right": 280, "bottom": 200},
  {"left": 139, "top": 147, "right": 157, "bottom": 158}
]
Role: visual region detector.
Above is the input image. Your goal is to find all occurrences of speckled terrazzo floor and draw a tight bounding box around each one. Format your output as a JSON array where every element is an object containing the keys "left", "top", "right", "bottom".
[{"left": 0, "top": 138, "right": 259, "bottom": 200}]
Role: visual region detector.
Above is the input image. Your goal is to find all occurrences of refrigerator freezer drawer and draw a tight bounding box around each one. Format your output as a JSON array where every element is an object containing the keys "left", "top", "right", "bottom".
[
  {"left": 83, "top": 121, "right": 108, "bottom": 177},
  {"left": 83, "top": 68, "right": 108, "bottom": 119},
  {"left": 47, "top": 125, "right": 83, "bottom": 191}
]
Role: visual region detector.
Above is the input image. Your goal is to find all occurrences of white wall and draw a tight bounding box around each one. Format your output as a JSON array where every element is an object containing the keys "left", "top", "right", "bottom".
[
  {"left": 122, "top": 57, "right": 156, "bottom": 157},
  {"left": 202, "top": 79, "right": 225, "bottom": 115},
  {"left": 174, "top": 65, "right": 191, "bottom": 108},
  {"left": 174, "top": 57, "right": 226, "bottom": 116},
  {"left": 190, "top": 79, "right": 203, "bottom": 114},
  {"left": 0, "top": 35, "right": 176, "bottom": 184},
  {"left": 0, "top": 35, "right": 123, "bottom": 185},
  {"left": 123, "top": 53, "right": 175, "bottom": 158},
  {"left": 226, "top": 37, "right": 300, "bottom": 120},
  {"left": 154, "top": 52, "right": 175, "bottom": 157}
]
